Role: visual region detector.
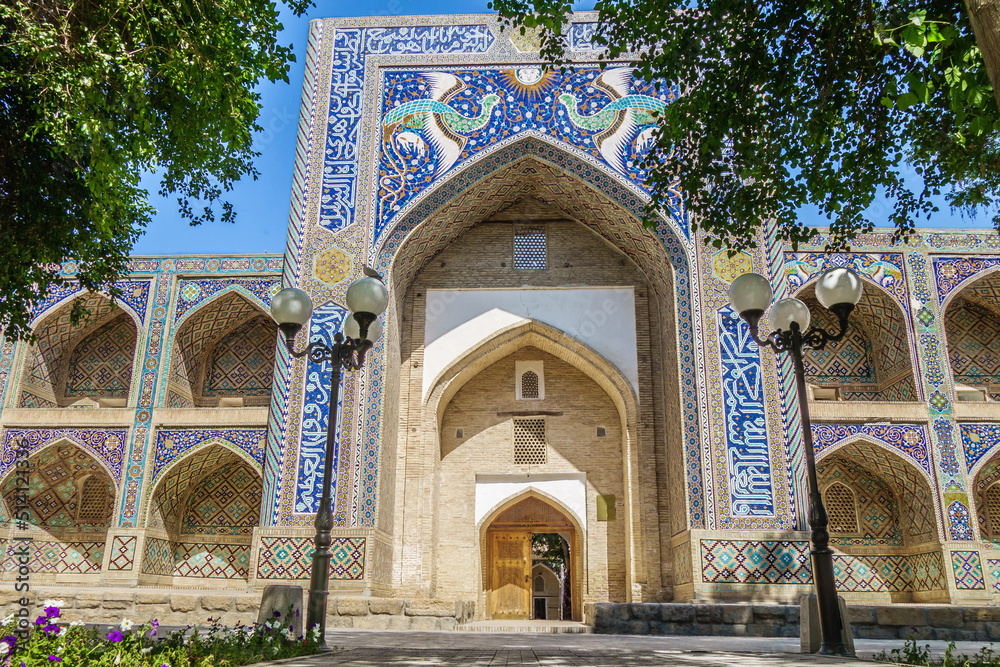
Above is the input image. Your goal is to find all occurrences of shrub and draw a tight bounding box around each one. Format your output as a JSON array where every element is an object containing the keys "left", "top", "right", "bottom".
[{"left": 0, "top": 600, "right": 322, "bottom": 666}]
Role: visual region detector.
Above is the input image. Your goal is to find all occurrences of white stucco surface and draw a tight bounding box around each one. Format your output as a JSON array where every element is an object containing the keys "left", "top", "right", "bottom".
[
  {"left": 475, "top": 473, "right": 587, "bottom": 530},
  {"left": 423, "top": 288, "right": 637, "bottom": 400}
]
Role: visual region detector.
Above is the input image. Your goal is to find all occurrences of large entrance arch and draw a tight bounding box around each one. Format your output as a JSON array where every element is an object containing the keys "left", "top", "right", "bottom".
[{"left": 373, "top": 137, "right": 698, "bottom": 605}]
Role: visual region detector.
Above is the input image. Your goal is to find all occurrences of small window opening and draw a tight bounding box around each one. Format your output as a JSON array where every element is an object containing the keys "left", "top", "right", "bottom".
[
  {"left": 513, "top": 418, "right": 547, "bottom": 465},
  {"left": 455, "top": 428, "right": 464, "bottom": 439},
  {"left": 596, "top": 426, "right": 606, "bottom": 437},
  {"left": 514, "top": 225, "right": 546, "bottom": 269}
]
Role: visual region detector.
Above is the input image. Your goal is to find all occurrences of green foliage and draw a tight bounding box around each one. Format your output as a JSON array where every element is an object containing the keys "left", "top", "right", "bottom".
[
  {"left": 874, "top": 637, "right": 1000, "bottom": 666},
  {"left": 1, "top": 603, "right": 321, "bottom": 666},
  {"left": 532, "top": 532, "right": 567, "bottom": 571},
  {"left": 0, "top": 0, "right": 311, "bottom": 340},
  {"left": 489, "top": 0, "right": 1000, "bottom": 253}
]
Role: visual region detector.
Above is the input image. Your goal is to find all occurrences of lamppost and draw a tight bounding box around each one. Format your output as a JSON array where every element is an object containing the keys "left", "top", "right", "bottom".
[
  {"left": 269, "top": 273, "right": 389, "bottom": 645},
  {"left": 728, "top": 267, "right": 863, "bottom": 657}
]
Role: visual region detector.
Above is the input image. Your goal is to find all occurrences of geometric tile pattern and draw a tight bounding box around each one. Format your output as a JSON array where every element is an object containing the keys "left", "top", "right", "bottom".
[
  {"left": 969, "top": 454, "right": 1000, "bottom": 538},
  {"left": 64, "top": 315, "right": 137, "bottom": 398},
  {"left": 173, "top": 542, "right": 250, "bottom": 579},
  {"left": 203, "top": 315, "right": 276, "bottom": 398},
  {"left": 27, "top": 540, "right": 104, "bottom": 574},
  {"left": 170, "top": 293, "right": 267, "bottom": 407},
  {"left": 180, "top": 460, "right": 262, "bottom": 536},
  {"left": 821, "top": 458, "right": 901, "bottom": 544},
  {"left": 815, "top": 438, "right": 937, "bottom": 543},
  {"left": 140, "top": 537, "right": 174, "bottom": 577},
  {"left": 256, "top": 536, "right": 365, "bottom": 580},
  {"left": 910, "top": 551, "right": 947, "bottom": 592},
  {"left": 952, "top": 551, "right": 986, "bottom": 590},
  {"left": 0, "top": 428, "right": 128, "bottom": 485},
  {"left": 833, "top": 554, "right": 909, "bottom": 592},
  {"left": 933, "top": 256, "right": 1000, "bottom": 305},
  {"left": 107, "top": 535, "right": 137, "bottom": 571},
  {"left": 960, "top": 422, "right": 1000, "bottom": 472},
  {"left": 147, "top": 442, "right": 262, "bottom": 534},
  {"left": 701, "top": 540, "right": 812, "bottom": 584},
  {"left": 989, "top": 559, "right": 1000, "bottom": 594},
  {"left": 151, "top": 428, "right": 266, "bottom": 482},
  {"left": 173, "top": 276, "right": 279, "bottom": 321},
  {"left": 946, "top": 300, "right": 1000, "bottom": 386},
  {"left": 812, "top": 423, "right": 932, "bottom": 476},
  {"left": 0, "top": 444, "right": 114, "bottom": 529}
]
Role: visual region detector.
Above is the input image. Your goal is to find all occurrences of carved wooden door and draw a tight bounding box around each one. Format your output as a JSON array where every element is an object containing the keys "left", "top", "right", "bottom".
[{"left": 489, "top": 531, "right": 530, "bottom": 619}]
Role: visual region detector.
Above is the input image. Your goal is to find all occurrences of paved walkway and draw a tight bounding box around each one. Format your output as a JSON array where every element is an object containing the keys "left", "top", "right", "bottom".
[{"left": 263, "top": 629, "right": 1000, "bottom": 665}]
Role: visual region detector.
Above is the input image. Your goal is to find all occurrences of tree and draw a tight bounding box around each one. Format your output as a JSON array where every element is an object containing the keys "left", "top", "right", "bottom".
[
  {"left": 0, "top": 0, "right": 310, "bottom": 340},
  {"left": 490, "top": 0, "right": 1000, "bottom": 252}
]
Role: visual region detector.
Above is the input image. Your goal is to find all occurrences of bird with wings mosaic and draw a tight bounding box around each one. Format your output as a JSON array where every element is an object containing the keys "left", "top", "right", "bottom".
[{"left": 378, "top": 66, "right": 674, "bottom": 224}]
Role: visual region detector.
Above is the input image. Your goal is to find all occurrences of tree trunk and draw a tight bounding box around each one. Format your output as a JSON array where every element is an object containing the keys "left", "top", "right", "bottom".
[{"left": 965, "top": 0, "right": 1000, "bottom": 111}]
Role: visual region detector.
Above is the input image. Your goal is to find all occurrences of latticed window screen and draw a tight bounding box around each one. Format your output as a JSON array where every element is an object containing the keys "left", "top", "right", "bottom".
[
  {"left": 825, "top": 483, "right": 858, "bottom": 533},
  {"left": 988, "top": 485, "right": 1000, "bottom": 538},
  {"left": 513, "top": 418, "right": 547, "bottom": 465},
  {"left": 534, "top": 575, "right": 545, "bottom": 593},
  {"left": 514, "top": 225, "right": 546, "bottom": 269},
  {"left": 521, "top": 371, "right": 540, "bottom": 399},
  {"left": 77, "top": 476, "right": 110, "bottom": 523}
]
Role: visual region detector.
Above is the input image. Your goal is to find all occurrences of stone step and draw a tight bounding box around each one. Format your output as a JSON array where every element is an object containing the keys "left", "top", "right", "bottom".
[{"left": 457, "top": 621, "right": 591, "bottom": 633}]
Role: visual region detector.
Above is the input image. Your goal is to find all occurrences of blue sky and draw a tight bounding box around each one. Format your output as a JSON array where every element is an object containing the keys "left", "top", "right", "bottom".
[{"left": 132, "top": 1, "right": 990, "bottom": 256}]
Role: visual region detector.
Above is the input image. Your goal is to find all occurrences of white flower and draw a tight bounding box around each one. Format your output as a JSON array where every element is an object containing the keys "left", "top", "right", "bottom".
[
  {"left": 265, "top": 636, "right": 273, "bottom": 644},
  {"left": 1, "top": 614, "right": 13, "bottom": 625},
  {"left": 119, "top": 618, "right": 133, "bottom": 631},
  {"left": 141, "top": 648, "right": 152, "bottom": 654},
  {"left": 43, "top": 599, "right": 65, "bottom": 608},
  {"left": 0, "top": 642, "right": 9, "bottom": 656},
  {"left": 264, "top": 620, "right": 273, "bottom": 630},
  {"left": 272, "top": 646, "right": 280, "bottom": 655},
  {"left": 69, "top": 620, "right": 85, "bottom": 627},
  {"left": 284, "top": 628, "right": 295, "bottom": 641}
]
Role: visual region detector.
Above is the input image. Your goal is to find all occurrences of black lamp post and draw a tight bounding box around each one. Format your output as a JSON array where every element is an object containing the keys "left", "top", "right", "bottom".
[
  {"left": 269, "top": 273, "right": 389, "bottom": 646},
  {"left": 728, "top": 267, "right": 863, "bottom": 657}
]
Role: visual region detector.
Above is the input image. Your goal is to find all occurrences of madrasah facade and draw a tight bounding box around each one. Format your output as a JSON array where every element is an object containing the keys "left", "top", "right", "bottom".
[{"left": 2, "top": 12, "right": 1000, "bottom": 622}]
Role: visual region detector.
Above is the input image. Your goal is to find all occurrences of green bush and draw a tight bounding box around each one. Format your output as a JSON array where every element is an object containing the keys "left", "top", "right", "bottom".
[
  {"left": 874, "top": 638, "right": 1000, "bottom": 666},
  {"left": 0, "top": 600, "right": 322, "bottom": 666}
]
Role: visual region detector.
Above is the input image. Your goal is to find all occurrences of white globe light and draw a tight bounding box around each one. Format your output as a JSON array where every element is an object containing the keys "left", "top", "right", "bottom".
[
  {"left": 343, "top": 314, "right": 383, "bottom": 343},
  {"left": 728, "top": 273, "right": 773, "bottom": 315},
  {"left": 346, "top": 276, "right": 389, "bottom": 316},
  {"left": 769, "top": 298, "right": 811, "bottom": 332},
  {"left": 270, "top": 288, "right": 313, "bottom": 326},
  {"left": 815, "top": 267, "right": 864, "bottom": 309}
]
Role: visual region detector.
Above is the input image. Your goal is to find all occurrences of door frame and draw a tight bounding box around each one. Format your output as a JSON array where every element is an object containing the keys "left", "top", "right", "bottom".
[{"left": 478, "top": 489, "right": 584, "bottom": 622}]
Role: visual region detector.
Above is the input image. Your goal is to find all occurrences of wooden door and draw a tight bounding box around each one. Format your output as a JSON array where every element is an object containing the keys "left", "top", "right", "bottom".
[{"left": 489, "top": 531, "right": 530, "bottom": 619}]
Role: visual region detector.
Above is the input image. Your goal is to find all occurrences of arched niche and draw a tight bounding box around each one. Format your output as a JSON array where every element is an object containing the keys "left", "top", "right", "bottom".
[
  {"left": 942, "top": 269, "right": 1000, "bottom": 401},
  {"left": 17, "top": 293, "right": 140, "bottom": 408},
  {"left": 0, "top": 441, "right": 115, "bottom": 578},
  {"left": 142, "top": 442, "right": 262, "bottom": 583},
  {"left": 794, "top": 281, "right": 918, "bottom": 401},
  {"left": 165, "top": 292, "right": 277, "bottom": 408}
]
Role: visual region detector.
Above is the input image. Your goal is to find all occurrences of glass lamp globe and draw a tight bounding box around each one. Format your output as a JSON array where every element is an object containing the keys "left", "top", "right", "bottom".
[
  {"left": 346, "top": 276, "right": 389, "bottom": 316},
  {"left": 270, "top": 288, "right": 313, "bottom": 326},
  {"left": 344, "top": 314, "right": 383, "bottom": 343},
  {"left": 769, "top": 298, "right": 811, "bottom": 332},
  {"left": 815, "top": 267, "right": 863, "bottom": 309},
  {"left": 729, "top": 273, "right": 773, "bottom": 315}
]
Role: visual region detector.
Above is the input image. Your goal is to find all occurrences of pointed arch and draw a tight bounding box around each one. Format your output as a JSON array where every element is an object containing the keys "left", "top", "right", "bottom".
[
  {"left": 163, "top": 290, "right": 277, "bottom": 408},
  {"left": 16, "top": 292, "right": 142, "bottom": 408},
  {"left": 817, "top": 437, "right": 942, "bottom": 544},
  {"left": 941, "top": 269, "right": 1000, "bottom": 400},
  {"left": 143, "top": 440, "right": 263, "bottom": 533},
  {"left": 792, "top": 277, "right": 919, "bottom": 401},
  {"left": 426, "top": 318, "right": 639, "bottom": 437}
]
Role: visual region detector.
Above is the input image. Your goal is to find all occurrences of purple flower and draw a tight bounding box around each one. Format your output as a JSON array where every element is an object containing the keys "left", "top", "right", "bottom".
[
  {"left": 42, "top": 624, "right": 60, "bottom": 637},
  {"left": 107, "top": 630, "right": 123, "bottom": 643},
  {"left": 47, "top": 656, "right": 61, "bottom": 662},
  {"left": 34, "top": 616, "right": 46, "bottom": 627},
  {"left": 44, "top": 607, "right": 59, "bottom": 619},
  {"left": 273, "top": 611, "right": 281, "bottom": 618},
  {"left": 295, "top": 609, "right": 300, "bottom": 618}
]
